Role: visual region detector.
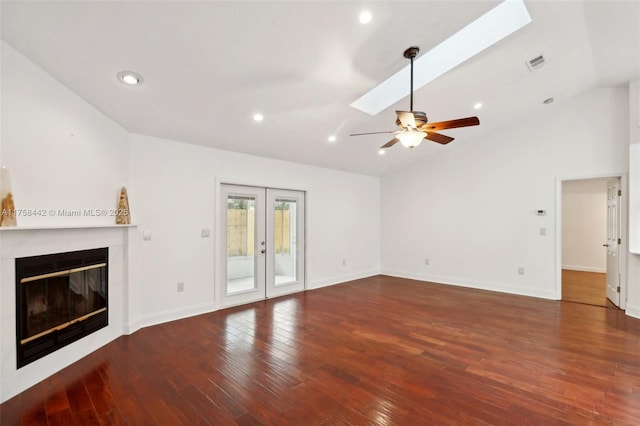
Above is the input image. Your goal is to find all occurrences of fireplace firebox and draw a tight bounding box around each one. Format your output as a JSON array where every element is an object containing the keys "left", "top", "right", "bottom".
[{"left": 15, "top": 248, "right": 108, "bottom": 368}]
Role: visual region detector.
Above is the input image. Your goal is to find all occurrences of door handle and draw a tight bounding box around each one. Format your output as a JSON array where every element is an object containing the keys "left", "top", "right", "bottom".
[
  {"left": 603, "top": 244, "right": 610, "bottom": 247},
  {"left": 261, "top": 249, "right": 266, "bottom": 254}
]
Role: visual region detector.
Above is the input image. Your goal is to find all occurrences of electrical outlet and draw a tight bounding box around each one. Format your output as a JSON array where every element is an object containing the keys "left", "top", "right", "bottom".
[
  {"left": 518, "top": 267, "right": 525, "bottom": 275},
  {"left": 424, "top": 258, "right": 430, "bottom": 266},
  {"left": 342, "top": 258, "right": 347, "bottom": 266},
  {"left": 177, "top": 282, "right": 184, "bottom": 292},
  {"left": 540, "top": 227, "right": 547, "bottom": 236}
]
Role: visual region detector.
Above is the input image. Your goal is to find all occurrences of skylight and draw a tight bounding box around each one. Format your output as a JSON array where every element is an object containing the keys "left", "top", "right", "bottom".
[{"left": 350, "top": 0, "right": 532, "bottom": 116}]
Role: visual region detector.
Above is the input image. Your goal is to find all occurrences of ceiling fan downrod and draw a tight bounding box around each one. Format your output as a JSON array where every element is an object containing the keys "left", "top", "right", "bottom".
[{"left": 403, "top": 46, "right": 419, "bottom": 113}]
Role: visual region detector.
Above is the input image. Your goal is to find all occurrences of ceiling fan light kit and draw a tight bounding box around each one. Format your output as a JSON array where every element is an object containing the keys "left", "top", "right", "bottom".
[
  {"left": 397, "top": 128, "right": 425, "bottom": 149},
  {"left": 350, "top": 46, "right": 480, "bottom": 150}
]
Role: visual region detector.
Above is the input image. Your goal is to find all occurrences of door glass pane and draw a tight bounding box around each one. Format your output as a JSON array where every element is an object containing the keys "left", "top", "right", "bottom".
[
  {"left": 226, "top": 195, "right": 256, "bottom": 294},
  {"left": 274, "top": 198, "right": 296, "bottom": 286}
]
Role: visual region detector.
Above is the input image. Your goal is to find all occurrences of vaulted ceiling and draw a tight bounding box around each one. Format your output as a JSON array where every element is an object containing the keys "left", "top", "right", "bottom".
[{"left": 2, "top": 1, "right": 639, "bottom": 176}]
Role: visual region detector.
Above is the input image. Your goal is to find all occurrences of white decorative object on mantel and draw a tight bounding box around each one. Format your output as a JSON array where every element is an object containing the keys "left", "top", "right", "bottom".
[{"left": 0, "top": 166, "right": 17, "bottom": 227}]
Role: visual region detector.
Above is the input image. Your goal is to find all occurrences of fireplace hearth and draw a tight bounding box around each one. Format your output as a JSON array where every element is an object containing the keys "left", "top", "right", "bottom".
[{"left": 15, "top": 248, "right": 108, "bottom": 368}]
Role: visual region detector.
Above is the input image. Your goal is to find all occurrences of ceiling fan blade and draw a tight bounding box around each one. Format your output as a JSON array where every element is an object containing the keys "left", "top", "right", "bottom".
[
  {"left": 350, "top": 130, "right": 396, "bottom": 136},
  {"left": 396, "top": 111, "right": 416, "bottom": 128},
  {"left": 381, "top": 138, "right": 400, "bottom": 149},
  {"left": 421, "top": 116, "right": 480, "bottom": 131},
  {"left": 425, "top": 132, "right": 454, "bottom": 145}
]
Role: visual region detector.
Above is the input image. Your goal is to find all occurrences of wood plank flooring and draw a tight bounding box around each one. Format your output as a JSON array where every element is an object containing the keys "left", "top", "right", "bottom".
[
  {"left": 2, "top": 275, "right": 640, "bottom": 425},
  {"left": 561, "top": 269, "right": 608, "bottom": 307}
]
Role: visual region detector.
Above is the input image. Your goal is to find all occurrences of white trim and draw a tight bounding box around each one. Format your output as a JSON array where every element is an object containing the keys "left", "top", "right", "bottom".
[
  {"left": 123, "top": 319, "right": 141, "bottom": 335},
  {"left": 214, "top": 176, "right": 309, "bottom": 194},
  {"left": 555, "top": 173, "right": 628, "bottom": 309},
  {"left": 625, "top": 304, "right": 640, "bottom": 319},
  {"left": 309, "top": 270, "right": 380, "bottom": 290},
  {"left": 214, "top": 177, "right": 309, "bottom": 311},
  {"left": 0, "top": 224, "right": 137, "bottom": 232},
  {"left": 381, "top": 270, "right": 556, "bottom": 300},
  {"left": 133, "top": 302, "right": 217, "bottom": 330},
  {"left": 561, "top": 265, "right": 606, "bottom": 273}
]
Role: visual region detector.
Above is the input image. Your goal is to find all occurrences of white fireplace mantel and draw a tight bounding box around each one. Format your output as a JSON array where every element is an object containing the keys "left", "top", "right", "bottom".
[
  {"left": 0, "top": 224, "right": 137, "bottom": 403},
  {"left": 0, "top": 224, "right": 137, "bottom": 231}
]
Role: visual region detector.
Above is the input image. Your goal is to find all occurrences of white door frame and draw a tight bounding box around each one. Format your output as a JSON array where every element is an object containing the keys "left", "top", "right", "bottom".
[
  {"left": 214, "top": 177, "right": 307, "bottom": 310},
  {"left": 555, "top": 173, "right": 628, "bottom": 310}
]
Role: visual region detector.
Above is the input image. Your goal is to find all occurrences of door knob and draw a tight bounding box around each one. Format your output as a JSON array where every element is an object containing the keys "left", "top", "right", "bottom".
[{"left": 261, "top": 249, "right": 266, "bottom": 254}]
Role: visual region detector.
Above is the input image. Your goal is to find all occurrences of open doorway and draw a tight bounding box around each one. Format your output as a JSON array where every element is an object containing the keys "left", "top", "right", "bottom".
[{"left": 560, "top": 177, "right": 621, "bottom": 308}]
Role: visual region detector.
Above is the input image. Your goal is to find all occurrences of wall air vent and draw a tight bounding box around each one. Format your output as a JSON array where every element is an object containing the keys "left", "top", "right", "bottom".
[{"left": 526, "top": 54, "right": 546, "bottom": 71}]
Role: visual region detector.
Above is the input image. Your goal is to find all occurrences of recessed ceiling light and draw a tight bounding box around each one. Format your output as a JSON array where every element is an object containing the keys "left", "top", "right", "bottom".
[
  {"left": 359, "top": 11, "right": 372, "bottom": 24},
  {"left": 543, "top": 97, "right": 555, "bottom": 104},
  {"left": 253, "top": 113, "right": 264, "bottom": 122},
  {"left": 117, "top": 71, "right": 143, "bottom": 86},
  {"left": 378, "top": 149, "right": 386, "bottom": 155},
  {"left": 473, "top": 102, "right": 483, "bottom": 110},
  {"left": 328, "top": 135, "right": 337, "bottom": 142}
]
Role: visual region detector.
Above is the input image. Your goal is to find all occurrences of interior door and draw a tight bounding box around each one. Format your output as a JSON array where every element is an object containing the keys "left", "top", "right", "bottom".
[
  {"left": 266, "top": 189, "right": 305, "bottom": 298},
  {"left": 219, "top": 184, "right": 266, "bottom": 308},
  {"left": 605, "top": 179, "right": 621, "bottom": 306},
  {"left": 219, "top": 184, "right": 305, "bottom": 308}
]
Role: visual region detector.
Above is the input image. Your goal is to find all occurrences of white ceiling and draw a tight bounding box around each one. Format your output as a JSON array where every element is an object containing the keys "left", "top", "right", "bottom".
[{"left": 2, "top": 1, "right": 639, "bottom": 176}]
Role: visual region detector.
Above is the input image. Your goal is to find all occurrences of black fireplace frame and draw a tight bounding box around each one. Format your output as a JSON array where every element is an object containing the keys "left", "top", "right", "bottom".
[{"left": 15, "top": 247, "right": 109, "bottom": 368}]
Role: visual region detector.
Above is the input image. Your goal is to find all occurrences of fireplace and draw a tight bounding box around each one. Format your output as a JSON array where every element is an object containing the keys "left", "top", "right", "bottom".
[{"left": 15, "top": 247, "right": 108, "bottom": 368}]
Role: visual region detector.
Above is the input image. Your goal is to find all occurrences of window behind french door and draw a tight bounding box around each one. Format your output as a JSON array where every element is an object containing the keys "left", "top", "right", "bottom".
[{"left": 218, "top": 184, "right": 305, "bottom": 308}]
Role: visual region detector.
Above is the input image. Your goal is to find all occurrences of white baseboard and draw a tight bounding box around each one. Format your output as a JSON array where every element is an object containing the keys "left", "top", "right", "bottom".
[
  {"left": 562, "top": 265, "right": 606, "bottom": 273},
  {"left": 127, "top": 271, "right": 381, "bottom": 332},
  {"left": 130, "top": 301, "right": 217, "bottom": 332},
  {"left": 309, "top": 270, "right": 380, "bottom": 290},
  {"left": 381, "top": 269, "right": 557, "bottom": 300},
  {"left": 625, "top": 304, "right": 640, "bottom": 320}
]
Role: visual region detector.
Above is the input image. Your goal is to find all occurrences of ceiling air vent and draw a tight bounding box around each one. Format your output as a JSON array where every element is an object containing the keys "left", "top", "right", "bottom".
[{"left": 526, "top": 54, "right": 546, "bottom": 71}]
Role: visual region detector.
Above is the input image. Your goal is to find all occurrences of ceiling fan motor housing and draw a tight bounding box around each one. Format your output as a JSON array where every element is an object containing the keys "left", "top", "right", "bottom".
[{"left": 396, "top": 111, "right": 427, "bottom": 128}]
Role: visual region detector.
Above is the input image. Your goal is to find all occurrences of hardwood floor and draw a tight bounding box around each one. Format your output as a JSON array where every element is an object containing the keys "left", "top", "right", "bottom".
[
  {"left": 2, "top": 275, "right": 640, "bottom": 425},
  {"left": 562, "top": 269, "right": 608, "bottom": 307}
]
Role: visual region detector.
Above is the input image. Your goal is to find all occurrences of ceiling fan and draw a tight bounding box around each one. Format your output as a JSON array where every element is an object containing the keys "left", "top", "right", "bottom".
[{"left": 350, "top": 46, "right": 480, "bottom": 149}]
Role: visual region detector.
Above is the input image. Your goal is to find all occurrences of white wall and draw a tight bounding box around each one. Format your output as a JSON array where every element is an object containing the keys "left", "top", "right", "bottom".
[
  {"left": 0, "top": 41, "right": 381, "bottom": 401},
  {"left": 128, "top": 133, "right": 381, "bottom": 329},
  {"left": 1, "top": 43, "right": 130, "bottom": 226},
  {"left": 381, "top": 87, "right": 629, "bottom": 300},
  {"left": 0, "top": 42, "right": 132, "bottom": 402},
  {"left": 561, "top": 178, "right": 607, "bottom": 272}
]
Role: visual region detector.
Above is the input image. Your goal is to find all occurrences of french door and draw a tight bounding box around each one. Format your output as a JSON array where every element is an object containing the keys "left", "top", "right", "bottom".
[{"left": 218, "top": 184, "right": 305, "bottom": 308}]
